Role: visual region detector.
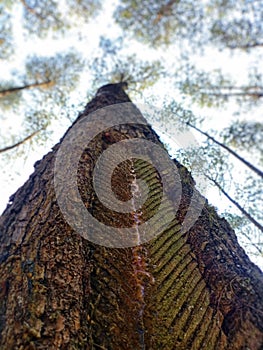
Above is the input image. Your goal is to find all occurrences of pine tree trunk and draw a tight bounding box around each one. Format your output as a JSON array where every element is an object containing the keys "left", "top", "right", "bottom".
[{"left": 0, "top": 83, "right": 262, "bottom": 349}]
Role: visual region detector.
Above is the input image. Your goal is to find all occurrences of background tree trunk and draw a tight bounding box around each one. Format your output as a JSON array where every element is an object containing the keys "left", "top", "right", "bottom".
[{"left": 0, "top": 83, "right": 262, "bottom": 349}]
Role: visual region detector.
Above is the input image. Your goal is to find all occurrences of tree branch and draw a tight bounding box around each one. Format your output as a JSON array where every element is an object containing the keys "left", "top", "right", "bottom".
[
  {"left": 206, "top": 175, "right": 263, "bottom": 233},
  {"left": 229, "top": 42, "right": 263, "bottom": 49},
  {"left": 187, "top": 122, "right": 263, "bottom": 179},
  {"left": 0, "top": 129, "right": 42, "bottom": 154},
  {"left": 203, "top": 91, "right": 263, "bottom": 98},
  {"left": 154, "top": 0, "right": 178, "bottom": 24},
  {"left": 19, "top": 0, "right": 45, "bottom": 20},
  {"left": 238, "top": 228, "right": 263, "bottom": 255},
  {"left": 0, "top": 80, "right": 55, "bottom": 97}
]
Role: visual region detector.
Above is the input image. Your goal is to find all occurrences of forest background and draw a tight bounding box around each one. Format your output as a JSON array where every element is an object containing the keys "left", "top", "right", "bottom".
[{"left": 0, "top": 0, "right": 262, "bottom": 269}]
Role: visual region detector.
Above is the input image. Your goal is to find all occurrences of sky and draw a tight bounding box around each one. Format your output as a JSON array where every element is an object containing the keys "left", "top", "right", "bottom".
[{"left": 0, "top": 0, "right": 262, "bottom": 270}]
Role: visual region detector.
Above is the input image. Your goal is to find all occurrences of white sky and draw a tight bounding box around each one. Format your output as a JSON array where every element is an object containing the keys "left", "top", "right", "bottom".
[{"left": 0, "top": 0, "right": 262, "bottom": 270}]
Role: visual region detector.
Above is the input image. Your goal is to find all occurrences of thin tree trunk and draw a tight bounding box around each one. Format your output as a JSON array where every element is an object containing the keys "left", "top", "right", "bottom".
[
  {"left": 0, "top": 83, "right": 262, "bottom": 349},
  {"left": 229, "top": 43, "right": 263, "bottom": 49},
  {"left": 206, "top": 174, "right": 263, "bottom": 232},
  {"left": 0, "top": 81, "right": 54, "bottom": 97},
  {"left": 204, "top": 91, "right": 263, "bottom": 98},
  {"left": 0, "top": 129, "right": 42, "bottom": 154},
  {"left": 19, "top": 0, "right": 45, "bottom": 19},
  {"left": 187, "top": 121, "right": 263, "bottom": 178}
]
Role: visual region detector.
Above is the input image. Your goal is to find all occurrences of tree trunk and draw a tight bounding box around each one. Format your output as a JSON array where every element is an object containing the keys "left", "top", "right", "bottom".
[{"left": 0, "top": 83, "right": 262, "bottom": 349}]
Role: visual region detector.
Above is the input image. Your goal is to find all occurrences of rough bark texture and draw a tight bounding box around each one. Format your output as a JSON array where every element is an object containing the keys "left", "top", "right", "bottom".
[{"left": 0, "top": 83, "right": 263, "bottom": 349}]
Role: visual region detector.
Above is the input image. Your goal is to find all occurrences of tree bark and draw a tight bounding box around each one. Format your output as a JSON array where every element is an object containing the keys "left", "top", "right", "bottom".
[{"left": 0, "top": 83, "right": 262, "bottom": 349}]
